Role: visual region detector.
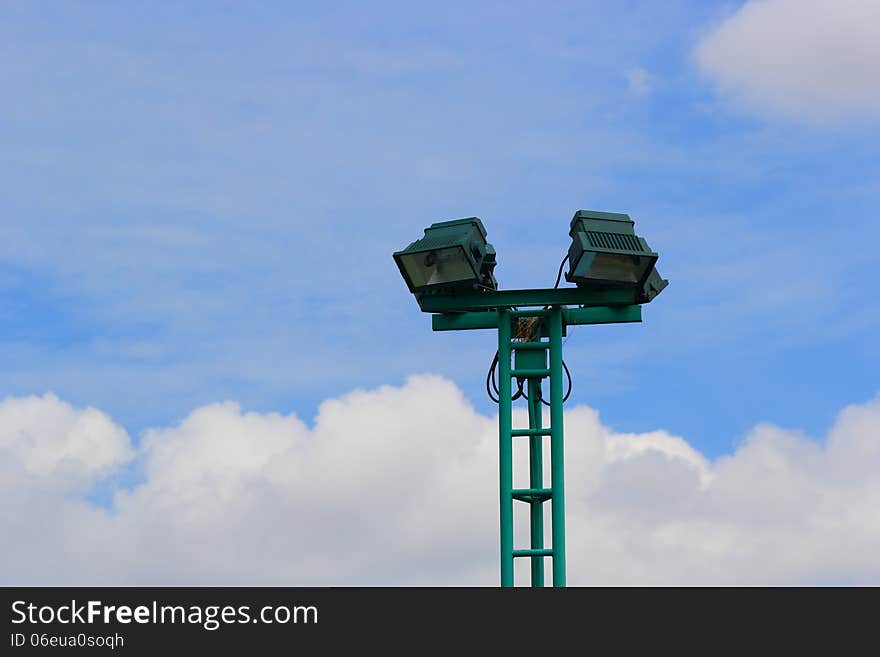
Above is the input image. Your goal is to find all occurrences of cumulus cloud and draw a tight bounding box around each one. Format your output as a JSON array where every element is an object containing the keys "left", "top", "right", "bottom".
[
  {"left": 695, "top": 0, "right": 880, "bottom": 123},
  {"left": 1, "top": 377, "right": 879, "bottom": 585},
  {"left": 0, "top": 393, "right": 131, "bottom": 488}
]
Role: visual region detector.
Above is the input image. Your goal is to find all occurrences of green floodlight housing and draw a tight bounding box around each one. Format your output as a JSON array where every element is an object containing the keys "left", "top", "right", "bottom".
[
  {"left": 565, "top": 209, "right": 668, "bottom": 303},
  {"left": 393, "top": 217, "right": 498, "bottom": 295}
]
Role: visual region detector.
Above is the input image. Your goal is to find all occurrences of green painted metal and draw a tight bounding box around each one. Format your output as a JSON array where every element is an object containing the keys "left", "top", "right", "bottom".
[
  {"left": 511, "top": 368, "right": 551, "bottom": 378},
  {"left": 513, "top": 487, "right": 553, "bottom": 495},
  {"left": 564, "top": 305, "right": 641, "bottom": 327},
  {"left": 514, "top": 344, "right": 547, "bottom": 371},
  {"left": 512, "top": 488, "right": 553, "bottom": 501},
  {"left": 430, "top": 311, "right": 500, "bottom": 331},
  {"left": 511, "top": 428, "right": 551, "bottom": 437},
  {"left": 497, "top": 309, "right": 514, "bottom": 588},
  {"left": 548, "top": 307, "right": 566, "bottom": 587},
  {"left": 641, "top": 267, "right": 669, "bottom": 302},
  {"left": 430, "top": 304, "right": 642, "bottom": 331},
  {"left": 432, "top": 301, "right": 623, "bottom": 587},
  {"left": 514, "top": 341, "right": 550, "bottom": 350},
  {"left": 513, "top": 548, "right": 554, "bottom": 558},
  {"left": 394, "top": 212, "right": 668, "bottom": 589},
  {"left": 495, "top": 307, "right": 568, "bottom": 587},
  {"left": 418, "top": 286, "right": 638, "bottom": 313},
  {"left": 513, "top": 494, "right": 551, "bottom": 502},
  {"left": 527, "top": 377, "right": 545, "bottom": 587}
]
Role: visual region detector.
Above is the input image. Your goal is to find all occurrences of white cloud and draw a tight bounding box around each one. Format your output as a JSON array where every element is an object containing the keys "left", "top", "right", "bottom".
[
  {"left": 0, "top": 393, "right": 131, "bottom": 487},
  {"left": 695, "top": 0, "right": 880, "bottom": 123},
  {"left": 2, "top": 377, "right": 879, "bottom": 585}
]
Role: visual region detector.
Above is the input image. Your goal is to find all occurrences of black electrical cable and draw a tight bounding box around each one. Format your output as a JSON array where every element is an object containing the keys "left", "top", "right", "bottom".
[
  {"left": 486, "top": 350, "right": 526, "bottom": 403},
  {"left": 486, "top": 351, "right": 500, "bottom": 403},
  {"left": 520, "top": 359, "right": 573, "bottom": 405},
  {"left": 486, "top": 254, "right": 573, "bottom": 404},
  {"left": 542, "top": 253, "right": 570, "bottom": 312},
  {"left": 562, "top": 359, "right": 572, "bottom": 402},
  {"left": 553, "top": 253, "right": 569, "bottom": 289},
  {"left": 512, "top": 379, "right": 524, "bottom": 401}
]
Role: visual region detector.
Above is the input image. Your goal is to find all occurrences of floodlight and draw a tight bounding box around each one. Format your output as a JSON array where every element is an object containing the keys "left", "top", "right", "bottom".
[
  {"left": 393, "top": 207, "right": 669, "bottom": 588},
  {"left": 565, "top": 210, "right": 666, "bottom": 300},
  {"left": 393, "top": 217, "right": 497, "bottom": 294}
]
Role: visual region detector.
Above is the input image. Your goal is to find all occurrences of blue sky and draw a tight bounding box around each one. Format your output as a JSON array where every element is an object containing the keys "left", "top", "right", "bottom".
[{"left": 2, "top": 0, "right": 878, "bottom": 462}]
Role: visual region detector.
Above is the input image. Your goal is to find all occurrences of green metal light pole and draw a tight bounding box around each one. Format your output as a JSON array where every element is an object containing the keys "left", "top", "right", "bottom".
[{"left": 394, "top": 211, "right": 667, "bottom": 587}]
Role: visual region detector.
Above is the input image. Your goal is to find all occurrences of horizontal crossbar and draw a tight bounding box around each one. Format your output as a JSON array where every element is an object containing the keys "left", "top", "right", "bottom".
[
  {"left": 512, "top": 488, "right": 553, "bottom": 503},
  {"left": 510, "top": 368, "right": 551, "bottom": 378},
  {"left": 431, "top": 304, "right": 642, "bottom": 331},
  {"left": 420, "top": 286, "right": 638, "bottom": 312},
  {"left": 512, "top": 548, "right": 554, "bottom": 558},
  {"left": 511, "top": 428, "right": 551, "bottom": 437},
  {"left": 511, "top": 341, "right": 550, "bottom": 350}
]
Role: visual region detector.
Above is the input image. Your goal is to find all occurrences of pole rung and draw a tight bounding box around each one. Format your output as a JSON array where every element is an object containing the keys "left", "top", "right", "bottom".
[
  {"left": 511, "top": 428, "right": 551, "bottom": 437},
  {"left": 512, "top": 488, "right": 553, "bottom": 502},
  {"left": 510, "top": 368, "right": 551, "bottom": 378},
  {"left": 511, "top": 341, "right": 549, "bottom": 350},
  {"left": 513, "top": 548, "right": 553, "bottom": 558}
]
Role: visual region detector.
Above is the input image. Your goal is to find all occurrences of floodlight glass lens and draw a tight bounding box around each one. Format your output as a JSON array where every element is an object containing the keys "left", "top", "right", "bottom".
[
  {"left": 398, "top": 246, "right": 476, "bottom": 289},
  {"left": 576, "top": 252, "right": 650, "bottom": 284}
]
